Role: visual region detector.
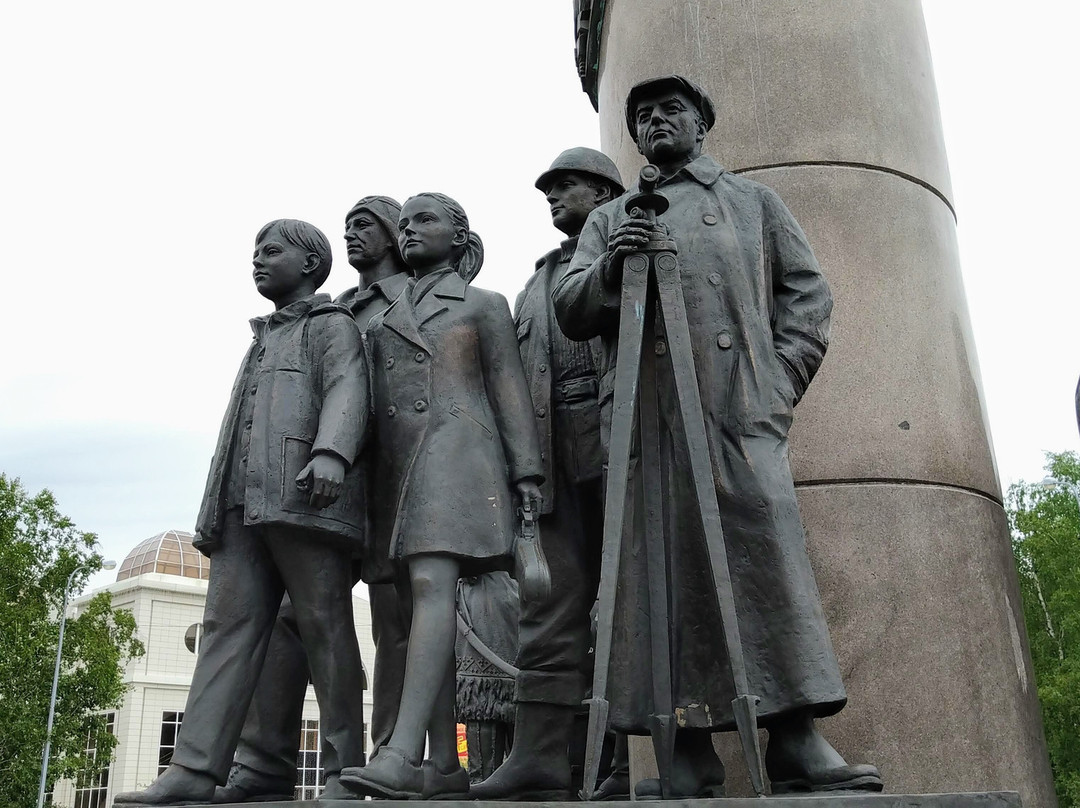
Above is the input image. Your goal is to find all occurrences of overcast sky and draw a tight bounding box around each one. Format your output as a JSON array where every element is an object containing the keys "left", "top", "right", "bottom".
[{"left": 1, "top": 2, "right": 1077, "bottom": 593}]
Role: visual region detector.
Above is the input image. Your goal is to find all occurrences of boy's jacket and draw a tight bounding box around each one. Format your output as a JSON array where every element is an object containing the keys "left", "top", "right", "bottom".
[{"left": 195, "top": 294, "right": 368, "bottom": 552}]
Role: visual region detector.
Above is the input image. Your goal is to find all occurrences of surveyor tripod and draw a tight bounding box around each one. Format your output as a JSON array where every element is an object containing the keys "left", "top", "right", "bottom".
[{"left": 581, "top": 165, "right": 767, "bottom": 800}]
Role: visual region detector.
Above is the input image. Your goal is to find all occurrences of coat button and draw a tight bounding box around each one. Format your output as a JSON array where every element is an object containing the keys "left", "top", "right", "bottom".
[
  {"left": 717, "top": 332, "right": 733, "bottom": 349},
  {"left": 708, "top": 273, "right": 722, "bottom": 285},
  {"left": 387, "top": 405, "right": 397, "bottom": 417},
  {"left": 655, "top": 340, "right": 667, "bottom": 356},
  {"left": 539, "top": 363, "right": 548, "bottom": 373},
  {"left": 703, "top": 213, "right": 718, "bottom": 225},
  {"left": 248, "top": 508, "right": 259, "bottom": 519},
  {"left": 386, "top": 357, "right": 395, "bottom": 369},
  {"left": 414, "top": 352, "right": 425, "bottom": 362},
  {"left": 536, "top": 406, "right": 547, "bottom": 418},
  {"left": 414, "top": 400, "right": 428, "bottom": 412}
]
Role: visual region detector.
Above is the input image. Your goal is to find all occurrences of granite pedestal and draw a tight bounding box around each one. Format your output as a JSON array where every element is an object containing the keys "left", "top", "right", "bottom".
[{"left": 204, "top": 793, "right": 1021, "bottom": 807}]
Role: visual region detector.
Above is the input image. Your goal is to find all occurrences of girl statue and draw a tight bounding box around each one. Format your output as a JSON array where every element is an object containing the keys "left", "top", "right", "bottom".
[{"left": 340, "top": 193, "right": 543, "bottom": 800}]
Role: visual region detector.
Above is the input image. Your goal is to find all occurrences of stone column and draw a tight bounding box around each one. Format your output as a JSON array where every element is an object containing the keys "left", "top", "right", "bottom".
[{"left": 587, "top": 1, "right": 1055, "bottom": 804}]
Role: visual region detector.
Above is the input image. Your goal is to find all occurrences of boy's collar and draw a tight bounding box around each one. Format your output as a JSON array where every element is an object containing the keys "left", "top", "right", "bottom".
[{"left": 250, "top": 293, "right": 330, "bottom": 336}]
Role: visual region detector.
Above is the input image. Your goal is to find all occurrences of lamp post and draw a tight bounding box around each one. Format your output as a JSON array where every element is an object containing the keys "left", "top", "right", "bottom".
[
  {"left": 1039, "top": 475, "right": 1080, "bottom": 514},
  {"left": 36, "top": 559, "right": 117, "bottom": 808}
]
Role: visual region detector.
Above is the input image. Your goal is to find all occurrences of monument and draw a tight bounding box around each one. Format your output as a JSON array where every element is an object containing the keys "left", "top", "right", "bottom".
[
  {"left": 111, "top": 5, "right": 1056, "bottom": 805},
  {"left": 574, "top": 1, "right": 1055, "bottom": 805}
]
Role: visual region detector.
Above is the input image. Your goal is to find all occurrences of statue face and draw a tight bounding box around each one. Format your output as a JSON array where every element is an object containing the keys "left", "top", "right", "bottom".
[
  {"left": 545, "top": 171, "right": 605, "bottom": 237},
  {"left": 344, "top": 211, "right": 395, "bottom": 269},
  {"left": 252, "top": 225, "right": 313, "bottom": 302},
  {"left": 633, "top": 89, "right": 704, "bottom": 163},
  {"left": 398, "top": 197, "right": 463, "bottom": 271}
]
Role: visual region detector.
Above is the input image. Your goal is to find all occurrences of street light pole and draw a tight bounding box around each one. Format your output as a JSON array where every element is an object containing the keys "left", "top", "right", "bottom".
[
  {"left": 36, "top": 560, "right": 116, "bottom": 808},
  {"left": 1039, "top": 475, "right": 1080, "bottom": 514}
]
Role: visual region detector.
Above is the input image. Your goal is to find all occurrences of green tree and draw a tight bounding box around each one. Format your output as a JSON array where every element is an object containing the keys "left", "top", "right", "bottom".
[
  {"left": 1007, "top": 451, "right": 1080, "bottom": 807},
  {"left": 0, "top": 474, "right": 144, "bottom": 806}
]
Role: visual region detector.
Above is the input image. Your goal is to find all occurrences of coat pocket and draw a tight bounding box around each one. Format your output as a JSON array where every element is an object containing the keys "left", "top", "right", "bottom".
[
  {"left": 279, "top": 436, "right": 364, "bottom": 533},
  {"left": 449, "top": 403, "right": 494, "bottom": 439},
  {"left": 281, "top": 436, "right": 315, "bottom": 512}
]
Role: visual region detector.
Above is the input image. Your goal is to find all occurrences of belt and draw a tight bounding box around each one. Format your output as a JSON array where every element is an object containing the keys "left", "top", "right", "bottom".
[{"left": 553, "top": 376, "right": 598, "bottom": 404}]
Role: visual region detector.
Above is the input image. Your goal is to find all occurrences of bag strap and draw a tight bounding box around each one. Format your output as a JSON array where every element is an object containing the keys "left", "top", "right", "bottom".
[{"left": 456, "top": 586, "right": 520, "bottom": 678}]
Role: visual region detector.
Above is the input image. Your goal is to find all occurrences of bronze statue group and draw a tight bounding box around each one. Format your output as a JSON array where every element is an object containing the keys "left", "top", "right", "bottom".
[{"left": 116, "top": 76, "right": 883, "bottom": 805}]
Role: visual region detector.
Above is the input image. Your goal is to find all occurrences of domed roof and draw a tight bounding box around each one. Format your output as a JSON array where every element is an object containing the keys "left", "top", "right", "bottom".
[{"left": 116, "top": 530, "right": 210, "bottom": 581}]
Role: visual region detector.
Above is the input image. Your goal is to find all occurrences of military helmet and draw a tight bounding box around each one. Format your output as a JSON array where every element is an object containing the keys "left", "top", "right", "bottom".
[{"left": 534, "top": 147, "right": 625, "bottom": 196}]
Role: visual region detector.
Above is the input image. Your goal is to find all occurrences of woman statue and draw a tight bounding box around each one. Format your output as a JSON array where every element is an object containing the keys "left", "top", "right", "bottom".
[{"left": 340, "top": 192, "right": 543, "bottom": 800}]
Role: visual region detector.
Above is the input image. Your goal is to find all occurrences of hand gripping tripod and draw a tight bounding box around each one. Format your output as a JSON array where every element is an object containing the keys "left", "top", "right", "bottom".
[{"left": 581, "top": 165, "right": 766, "bottom": 800}]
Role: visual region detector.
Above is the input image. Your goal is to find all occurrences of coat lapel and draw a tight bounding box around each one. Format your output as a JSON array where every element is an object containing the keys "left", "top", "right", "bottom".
[
  {"left": 414, "top": 287, "right": 449, "bottom": 326},
  {"left": 419, "top": 271, "right": 466, "bottom": 325},
  {"left": 380, "top": 288, "right": 431, "bottom": 353}
]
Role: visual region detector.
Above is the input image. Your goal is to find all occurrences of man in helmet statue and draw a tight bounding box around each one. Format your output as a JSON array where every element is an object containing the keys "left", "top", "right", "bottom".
[{"left": 470, "top": 148, "right": 626, "bottom": 801}]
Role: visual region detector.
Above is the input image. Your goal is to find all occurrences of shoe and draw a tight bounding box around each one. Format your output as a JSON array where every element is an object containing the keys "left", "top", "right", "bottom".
[
  {"left": 212, "top": 765, "right": 294, "bottom": 803},
  {"left": 318, "top": 774, "right": 361, "bottom": 801},
  {"left": 114, "top": 764, "right": 217, "bottom": 805},
  {"left": 338, "top": 746, "right": 423, "bottom": 800},
  {"left": 591, "top": 770, "right": 631, "bottom": 801},
  {"left": 468, "top": 704, "right": 573, "bottom": 800},
  {"left": 421, "top": 760, "right": 470, "bottom": 799}
]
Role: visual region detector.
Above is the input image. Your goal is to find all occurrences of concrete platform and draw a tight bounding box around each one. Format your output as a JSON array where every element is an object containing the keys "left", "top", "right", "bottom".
[{"left": 205, "top": 792, "right": 1021, "bottom": 807}]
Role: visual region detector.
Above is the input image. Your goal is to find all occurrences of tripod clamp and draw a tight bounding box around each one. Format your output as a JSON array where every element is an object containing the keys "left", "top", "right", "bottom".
[{"left": 624, "top": 164, "right": 677, "bottom": 256}]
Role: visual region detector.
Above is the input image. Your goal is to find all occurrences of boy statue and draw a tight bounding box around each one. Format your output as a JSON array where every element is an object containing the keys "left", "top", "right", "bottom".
[{"left": 115, "top": 219, "right": 368, "bottom": 805}]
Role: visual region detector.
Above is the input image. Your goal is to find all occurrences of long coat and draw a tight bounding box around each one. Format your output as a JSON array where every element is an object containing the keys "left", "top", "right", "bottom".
[
  {"left": 552, "top": 155, "right": 846, "bottom": 732},
  {"left": 513, "top": 238, "right": 605, "bottom": 513},
  {"left": 363, "top": 271, "right": 544, "bottom": 583},
  {"left": 195, "top": 294, "right": 367, "bottom": 553}
]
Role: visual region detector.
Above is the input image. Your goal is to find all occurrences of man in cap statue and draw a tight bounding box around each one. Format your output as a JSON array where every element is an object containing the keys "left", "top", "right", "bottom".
[
  {"left": 553, "top": 76, "right": 882, "bottom": 796},
  {"left": 470, "top": 148, "right": 626, "bottom": 801},
  {"left": 211, "top": 197, "right": 412, "bottom": 803}
]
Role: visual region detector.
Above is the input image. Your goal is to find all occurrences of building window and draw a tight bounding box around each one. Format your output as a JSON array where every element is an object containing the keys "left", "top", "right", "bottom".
[
  {"left": 74, "top": 712, "right": 115, "bottom": 808},
  {"left": 295, "top": 719, "right": 323, "bottom": 800},
  {"left": 184, "top": 623, "right": 203, "bottom": 654},
  {"left": 159, "top": 711, "right": 184, "bottom": 775}
]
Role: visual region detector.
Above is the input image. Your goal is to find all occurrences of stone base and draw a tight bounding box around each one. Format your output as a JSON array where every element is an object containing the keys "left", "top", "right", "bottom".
[{"left": 204, "top": 793, "right": 1020, "bottom": 807}]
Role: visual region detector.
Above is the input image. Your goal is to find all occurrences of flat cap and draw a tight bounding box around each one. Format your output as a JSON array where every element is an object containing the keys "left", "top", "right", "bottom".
[
  {"left": 625, "top": 75, "right": 715, "bottom": 140},
  {"left": 535, "top": 147, "right": 625, "bottom": 196}
]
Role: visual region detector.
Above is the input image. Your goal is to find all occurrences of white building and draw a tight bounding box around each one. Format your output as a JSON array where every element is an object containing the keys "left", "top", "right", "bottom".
[{"left": 49, "top": 530, "right": 375, "bottom": 807}]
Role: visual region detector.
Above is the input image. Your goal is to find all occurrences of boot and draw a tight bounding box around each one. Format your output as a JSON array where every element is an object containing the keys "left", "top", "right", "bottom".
[
  {"left": 468, "top": 703, "right": 574, "bottom": 800},
  {"left": 634, "top": 729, "right": 726, "bottom": 799},
  {"left": 592, "top": 733, "right": 630, "bottom": 800},
  {"left": 765, "top": 711, "right": 882, "bottom": 794}
]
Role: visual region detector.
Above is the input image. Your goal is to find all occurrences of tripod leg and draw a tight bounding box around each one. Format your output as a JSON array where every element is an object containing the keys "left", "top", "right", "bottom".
[
  {"left": 639, "top": 291, "right": 676, "bottom": 799},
  {"left": 653, "top": 253, "right": 766, "bottom": 796},
  {"left": 581, "top": 253, "right": 650, "bottom": 800}
]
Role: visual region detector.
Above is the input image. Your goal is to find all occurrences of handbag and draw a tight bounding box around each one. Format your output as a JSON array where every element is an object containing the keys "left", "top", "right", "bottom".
[{"left": 513, "top": 499, "right": 551, "bottom": 604}]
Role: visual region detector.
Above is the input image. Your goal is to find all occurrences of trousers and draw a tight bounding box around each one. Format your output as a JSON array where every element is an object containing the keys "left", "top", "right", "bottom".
[
  {"left": 172, "top": 510, "right": 366, "bottom": 782},
  {"left": 514, "top": 404, "right": 604, "bottom": 706}
]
